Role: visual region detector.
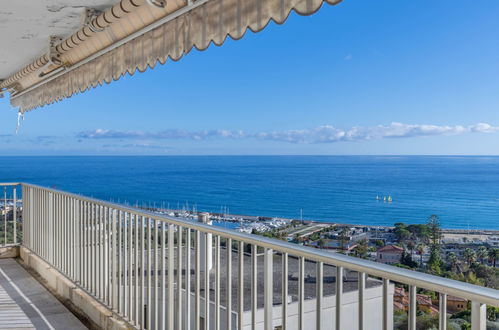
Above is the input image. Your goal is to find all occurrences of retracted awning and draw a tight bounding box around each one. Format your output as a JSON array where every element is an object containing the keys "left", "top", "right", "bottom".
[{"left": 1, "top": 0, "right": 341, "bottom": 113}]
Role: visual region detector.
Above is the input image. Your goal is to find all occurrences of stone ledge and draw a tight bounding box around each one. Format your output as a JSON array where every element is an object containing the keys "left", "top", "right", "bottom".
[
  {"left": 0, "top": 245, "right": 20, "bottom": 259},
  {"left": 18, "top": 247, "right": 133, "bottom": 330}
]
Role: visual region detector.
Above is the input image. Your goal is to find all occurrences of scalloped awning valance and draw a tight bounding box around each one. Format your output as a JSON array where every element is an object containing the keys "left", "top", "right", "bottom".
[{"left": 10, "top": 0, "right": 341, "bottom": 113}]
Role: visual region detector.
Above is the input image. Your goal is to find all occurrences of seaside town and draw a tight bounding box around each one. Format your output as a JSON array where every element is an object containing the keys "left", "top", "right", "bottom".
[{"left": 147, "top": 206, "right": 499, "bottom": 329}]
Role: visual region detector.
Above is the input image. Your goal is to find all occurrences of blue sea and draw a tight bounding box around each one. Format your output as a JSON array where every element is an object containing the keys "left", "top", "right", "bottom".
[{"left": 1, "top": 156, "right": 498, "bottom": 230}]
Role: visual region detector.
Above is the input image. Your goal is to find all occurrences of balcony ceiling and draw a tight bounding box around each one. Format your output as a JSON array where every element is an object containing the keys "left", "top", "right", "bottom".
[{"left": 0, "top": 0, "right": 116, "bottom": 80}]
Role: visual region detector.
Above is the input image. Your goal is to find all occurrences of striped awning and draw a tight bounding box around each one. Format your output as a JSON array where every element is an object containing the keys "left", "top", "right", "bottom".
[{"left": 6, "top": 0, "right": 341, "bottom": 113}]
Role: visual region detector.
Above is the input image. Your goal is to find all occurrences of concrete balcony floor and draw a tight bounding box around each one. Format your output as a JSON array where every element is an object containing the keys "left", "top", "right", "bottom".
[{"left": 0, "top": 258, "right": 87, "bottom": 330}]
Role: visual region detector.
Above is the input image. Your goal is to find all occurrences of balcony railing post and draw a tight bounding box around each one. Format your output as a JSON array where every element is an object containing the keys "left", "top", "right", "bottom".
[
  {"left": 409, "top": 285, "right": 417, "bottom": 330},
  {"left": 316, "top": 261, "right": 323, "bottom": 330},
  {"left": 264, "top": 247, "right": 273, "bottom": 330},
  {"left": 471, "top": 301, "right": 486, "bottom": 330},
  {"left": 4, "top": 186, "right": 7, "bottom": 245},
  {"left": 226, "top": 237, "right": 232, "bottom": 330},
  {"left": 49, "top": 192, "right": 53, "bottom": 264},
  {"left": 383, "top": 278, "right": 390, "bottom": 330},
  {"left": 215, "top": 236, "right": 221, "bottom": 330},
  {"left": 358, "top": 272, "right": 365, "bottom": 330},
  {"left": 252, "top": 244, "right": 258, "bottom": 330},
  {"left": 299, "top": 256, "right": 305, "bottom": 330},
  {"left": 439, "top": 293, "right": 447, "bottom": 330},
  {"left": 282, "top": 252, "right": 288, "bottom": 330},
  {"left": 177, "top": 225, "right": 183, "bottom": 329},
  {"left": 168, "top": 223, "right": 174, "bottom": 330},
  {"left": 336, "top": 266, "right": 343, "bottom": 330},
  {"left": 238, "top": 241, "right": 244, "bottom": 330},
  {"left": 13, "top": 186, "right": 16, "bottom": 244}
]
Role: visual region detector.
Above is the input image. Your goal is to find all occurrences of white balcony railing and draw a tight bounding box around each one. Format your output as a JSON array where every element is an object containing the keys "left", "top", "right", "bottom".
[{"left": 1, "top": 182, "right": 498, "bottom": 330}]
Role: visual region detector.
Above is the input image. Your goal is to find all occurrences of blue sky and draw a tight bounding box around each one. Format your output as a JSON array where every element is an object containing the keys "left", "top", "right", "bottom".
[{"left": 1, "top": 0, "right": 498, "bottom": 155}]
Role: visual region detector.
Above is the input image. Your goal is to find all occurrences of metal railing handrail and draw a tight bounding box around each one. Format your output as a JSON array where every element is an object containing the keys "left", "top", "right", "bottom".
[{"left": 19, "top": 182, "right": 499, "bottom": 307}]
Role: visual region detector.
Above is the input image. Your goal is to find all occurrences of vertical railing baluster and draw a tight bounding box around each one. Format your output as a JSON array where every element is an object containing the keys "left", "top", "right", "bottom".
[
  {"left": 383, "top": 278, "right": 390, "bottom": 330},
  {"left": 153, "top": 219, "right": 158, "bottom": 329},
  {"left": 168, "top": 223, "right": 174, "bottom": 330},
  {"left": 104, "top": 207, "right": 109, "bottom": 305},
  {"left": 124, "top": 212, "right": 129, "bottom": 318},
  {"left": 471, "top": 301, "right": 486, "bottom": 330},
  {"left": 140, "top": 216, "right": 145, "bottom": 329},
  {"left": 13, "top": 186, "right": 16, "bottom": 244},
  {"left": 252, "top": 245, "right": 258, "bottom": 330},
  {"left": 336, "top": 266, "right": 343, "bottom": 330},
  {"left": 129, "top": 213, "right": 134, "bottom": 322},
  {"left": 177, "top": 225, "right": 183, "bottom": 329},
  {"left": 135, "top": 214, "right": 140, "bottom": 326},
  {"left": 215, "top": 236, "right": 221, "bottom": 330},
  {"left": 282, "top": 252, "right": 288, "bottom": 330},
  {"left": 409, "top": 285, "right": 417, "bottom": 330},
  {"left": 86, "top": 202, "right": 90, "bottom": 290},
  {"left": 92, "top": 203, "right": 96, "bottom": 295},
  {"left": 119, "top": 211, "right": 123, "bottom": 314},
  {"left": 358, "top": 272, "right": 366, "bottom": 330},
  {"left": 49, "top": 192, "right": 54, "bottom": 265},
  {"left": 226, "top": 238, "right": 233, "bottom": 330},
  {"left": 205, "top": 231, "right": 211, "bottom": 330},
  {"left": 264, "top": 248, "right": 273, "bottom": 330},
  {"left": 147, "top": 217, "right": 151, "bottom": 330},
  {"left": 71, "top": 198, "right": 75, "bottom": 280},
  {"left": 161, "top": 221, "right": 166, "bottom": 329},
  {"left": 196, "top": 230, "right": 201, "bottom": 330},
  {"left": 97, "top": 205, "right": 101, "bottom": 299},
  {"left": 127, "top": 213, "right": 134, "bottom": 323},
  {"left": 299, "top": 256, "right": 304, "bottom": 330},
  {"left": 316, "top": 262, "right": 323, "bottom": 330},
  {"left": 186, "top": 228, "right": 191, "bottom": 330},
  {"left": 4, "top": 187, "right": 7, "bottom": 245},
  {"left": 112, "top": 209, "right": 118, "bottom": 311},
  {"left": 238, "top": 241, "right": 244, "bottom": 330},
  {"left": 439, "top": 293, "right": 447, "bottom": 330}
]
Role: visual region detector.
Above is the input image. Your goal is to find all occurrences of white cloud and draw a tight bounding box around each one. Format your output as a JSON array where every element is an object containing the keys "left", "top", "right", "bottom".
[{"left": 77, "top": 122, "right": 499, "bottom": 144}]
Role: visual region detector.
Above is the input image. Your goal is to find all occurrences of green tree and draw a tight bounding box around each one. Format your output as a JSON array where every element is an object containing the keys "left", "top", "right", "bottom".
[
  {"left": 352, "top": 239, "right": 369, "bottom": 259},
  {"left": 427, "top": 215, "right": 442, "bottom": 246},
  {"left": 463, "top": 248, "right": 476, "bottom": 266},
  {"left": 488, "top": 248, "right": 499, "bottom": 268},
  {"left": 427, "top": 215, "right": 443, "bottom": 274},
  {"left": 407, "top": 223, "right": 430, "bottom": 242},
  {"left": 394, "top": 223, "right": 411, "bottom": 243},
  {"left": 447, "top": 252, "right": 459, "bottom": 273},
  {"left": 477, "top": 246, "right": 488, "bottom": 264}
]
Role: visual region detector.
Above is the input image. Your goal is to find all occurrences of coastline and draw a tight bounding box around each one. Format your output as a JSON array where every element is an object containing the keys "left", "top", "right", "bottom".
[{"left": 147, "top": 206, "right": 499, "bottom": 235}]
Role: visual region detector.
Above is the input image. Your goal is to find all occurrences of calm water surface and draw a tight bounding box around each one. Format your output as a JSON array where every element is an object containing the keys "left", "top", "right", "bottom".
[{"left": 1, "top": 156, "right": 498, "bottom": 229}]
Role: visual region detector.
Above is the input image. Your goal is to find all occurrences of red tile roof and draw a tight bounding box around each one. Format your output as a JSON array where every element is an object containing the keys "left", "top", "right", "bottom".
[{"left": 377, "top": 245, "right": 404, "bottom": 253}]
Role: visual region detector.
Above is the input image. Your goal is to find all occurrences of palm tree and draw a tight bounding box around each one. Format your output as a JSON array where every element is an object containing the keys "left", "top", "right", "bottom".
[
  {"left": 416, "top": 243, "right": 425, "bottom": 267},
  {"left": 477, "top": 246, "right": 488, "bottom": 265},
  {"left": 489, "top": 248, "right": 499, "bottom": 268},
  {"left": 339, "top": 227, "right": 349, "bottom": 251},
  {"left": 463, "top": 248, "right": 477, "bottom": 266},
  {"left": 447, "top": 252, "right": 459, "bottom": 273}
]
